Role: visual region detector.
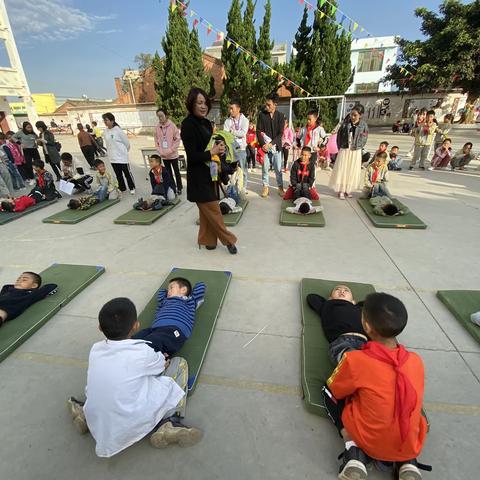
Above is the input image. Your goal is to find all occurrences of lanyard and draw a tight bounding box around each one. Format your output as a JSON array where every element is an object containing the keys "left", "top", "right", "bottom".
[
  {"left": 232, "top": 116, "right": 241, "bottom": 131},
  {"left": 160, "top": 124, "right": 170, "bottom": 139}
]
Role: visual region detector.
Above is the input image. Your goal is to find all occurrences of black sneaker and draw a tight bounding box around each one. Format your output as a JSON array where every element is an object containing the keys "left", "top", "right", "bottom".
[
  {"left": 394, "top": 458, "right": 432, "bottom": 480},
  {"left": 419, "top": 166, "right": 425, "bottom": 170},
  {"left": 227, "top": 244, "right": 238, "bottom": 255},
  {"left": 338, "top": 446, "right": 369, "bottom": 479},
  {"left": 408, "top": 166, "right": 413, "bottom": 170}
]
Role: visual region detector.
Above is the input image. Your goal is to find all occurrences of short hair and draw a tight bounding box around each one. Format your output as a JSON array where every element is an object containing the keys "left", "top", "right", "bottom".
[
  {"left": 92, "top": 121, "right": 97, "bottom": 126},
  {"left": 306, "top": 110, "right": 318, "bottom": 118},
  {"left": 464, "top": 142, "right": 473, "bottom": 148},
  {"left": 266, "top": 92, "right": 279, "bottom": 104},
  {"left": 34, "top": 160, "right": 45, "bottom": 169},
  {"left": 443, "top": 138, "right": 451, "bottom": 143},
  {"left": 380, "top": 141, "right": 389, "bottom": 147},
  {"left": 169, "top": 277, "right": 192, "bottom": 296},
  {"left": 426, "top": 110, "right": 435, "bottom": 116},
  {"left": 149, "top": 154, "right": 161, "bottom": 163},
  {"left": 23, "top": 271, "right": 42, "bottom": 287},
  {"left": 94, "top": 158, "right": 104, "bottom": 167},
  {"left": 363, "top": 292, "right": 408, "bottom": 338},
  {"left": 6, "top": 130, "right": 15, "bottom": 136},
  {"left": 60, "top": 152, "right": 73, "bottom": 161},
  {"left": 390, "top": 153, "right": 397, "bottom": 159},
  {"left": 99, "top": 297, "right": 137, "bottom": 340},
  {"left": 156, "top": 107, "right": 168, "bottom": 115},
  {"left": 185, "top": 87, "right": 212, "bottom": 115},
  {"left": 67, "top": 199, "right": 81, "bottom": 210},
  {"left": 77, "top": 123, "right": 83, "bottom": 129},
  {"left": 301, "top": 146, "right": 312, "bottom": 153},
  {"left": 391, "top": 145, "right": 399, "bottom": 150},
  {"left": 298, "top": 202, "right": 311, "bottom": 214},
  {"left": 1, "top": 201, "right": 13, "bottom": 211},
  {"left": 383, "top": 203, "right": 399, "bottom": 216},
  {"left": 220, "top": 201, "right": 231, "bottom": 215},
  {"left": 229, "top": 98, "right": 241, "bottom": 108},
  {"left": 35, "top": 121, "right": 48, "bottom": 131},
  {"left": 351, "top": 104, "right": 365, "bottom": 115},
  {"left": 375, "top": 152, "right": 388, "bottom": 160},
  {"left": 0, "top": 132, "right": 5, "bottom": 140}
]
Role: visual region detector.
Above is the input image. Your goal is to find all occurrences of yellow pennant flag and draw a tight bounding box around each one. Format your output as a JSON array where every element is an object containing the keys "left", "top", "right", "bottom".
[
  {"left": 353, "top": 22, "right": 358, "bottom": 31},
  {"left": 227, "top": 40, "right": 231, "bottom": 48},
  {"left": 320, "top": 11, "right": 325, "bottom": 19},
  {"left": 190, "top": 10, "right": 195, "bottom": 17},
  {"left": 270, "top": 69, "right": 276, "bottom": 76},
  {"left": 170, "top": 2, "right": 177, "bottom": 12}
]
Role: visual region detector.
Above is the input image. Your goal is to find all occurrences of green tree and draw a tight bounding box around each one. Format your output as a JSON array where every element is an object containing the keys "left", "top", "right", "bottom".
[
  {"left": 152, "top": 51, "right": 164, "bottom": 107},
  {"left": 384, "top": 0, "right": 480, "bottom": 103},
  {"left": 134, "top": 53, "right": 153, "bottom": 72},
  {"left": 189, "top": 27, "right": 212, "bottom": 94}
]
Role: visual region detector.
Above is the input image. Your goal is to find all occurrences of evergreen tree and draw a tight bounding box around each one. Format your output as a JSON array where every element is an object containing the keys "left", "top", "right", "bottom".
[
  {"left": 152, "top": 51, "right": 164, "bottom": 107},
  {"left": 157, "top": 4, "right": 193, "bottom": 124},
  {"left": 189, "top": 27, "right": 212, "bottom": 93}
]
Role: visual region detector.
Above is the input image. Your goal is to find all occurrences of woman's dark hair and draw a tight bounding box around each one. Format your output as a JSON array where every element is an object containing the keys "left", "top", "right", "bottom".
[
  {"left": 35, "top": 121, "right": 48, "bottom": 132},
  {"left": 156, "top": 107, "right": 168, "bottom": 116},
  {"left": 464, "top": 142, "right": 473, "bottom": 148},
  {"left": 363, "top": 292, "right": 408, "bottom": 338},
  {"left": 102, "top": 112, "right": 119, "bottom": 127},
  {"left": 266, "top": 92, "right": 280, "bottom": 104},
  {"left": 22, "top": 121, "right": 33, "bottom": 134},
  {"left": 1, "top": 201, "right": 13, "bottom": 212},
  {"left": 351, "top": 104, "right": 365, "bottom": 116},
  {"left": 99, "top": 297, "right": 137, "bottom": 340},
  {"left": 185, "top": 88, "right": 212, "bottom": 115}
]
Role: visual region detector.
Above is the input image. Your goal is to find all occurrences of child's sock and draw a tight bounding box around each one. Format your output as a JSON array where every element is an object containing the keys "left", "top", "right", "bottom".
[{"left": 344, "top": 440, "right": 358, "bottom": 451}]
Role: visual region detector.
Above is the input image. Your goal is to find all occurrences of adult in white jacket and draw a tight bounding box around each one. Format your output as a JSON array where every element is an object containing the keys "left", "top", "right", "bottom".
[
  {"left": 223, "top": 99, "right": 249, "bottom": 192},
  {"left": 102, "top": 112, "right": 136, "bottom": 194}
]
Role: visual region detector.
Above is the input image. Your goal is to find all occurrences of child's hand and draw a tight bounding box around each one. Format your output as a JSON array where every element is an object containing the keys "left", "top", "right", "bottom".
[
  {"left": 211, "top": 142, "right": 225, "bottom": 156},
  {"left": 164, "top": 358, "right": 171, "bottom": 369}
]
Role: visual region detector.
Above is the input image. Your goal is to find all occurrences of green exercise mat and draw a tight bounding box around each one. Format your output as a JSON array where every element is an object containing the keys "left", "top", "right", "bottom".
[
  {"left": 280, "top": 200, "right": 325, "bottom": 227},
  {"left": 0, "top": 200, "right": 58, "bottom": 225},
  {"left": 437, "top": 290, "right": 480, "bottom": 345},
  {"left": 0, "top": 263, "right": 105, "bottom": 363},
  {"left": 42, "top": 199, "right": 120, "bottom": 224},
  {"left": 113, "top": 197, "right": 180, "bottom": 225},
  {"left": 138, "top": 267, "right": 231, "bottom": 394},
  {"left": 357, "top": 198, "right": 427, "bottom": 229},
  {"left": 223, "top": 199, "right": 249, "bottom": 226},
  {"left": 301, "top": 278, "right": 375, "bottom": 416}
]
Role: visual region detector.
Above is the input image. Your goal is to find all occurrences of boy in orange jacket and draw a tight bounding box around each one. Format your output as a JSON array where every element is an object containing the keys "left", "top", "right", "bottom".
[{"left": 323, "top": 292, "right": 430, "bottom": 480}]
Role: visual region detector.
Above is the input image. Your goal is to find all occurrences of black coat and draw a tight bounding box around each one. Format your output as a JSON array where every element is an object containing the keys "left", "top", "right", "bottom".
[
  {"left": 256, "top": 109, "right": 285, "bottom": 150},
  {"left": 181, "top": 114, "right": 217, "bottom": 203}
]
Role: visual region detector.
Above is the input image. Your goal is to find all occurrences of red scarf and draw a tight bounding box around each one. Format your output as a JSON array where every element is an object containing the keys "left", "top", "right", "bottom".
[
  {"left": 305, "top": 125, "right": 315, "bottom": 146},
  {"left": 152, "top": 167, "right": 162, "bottom": 185},
  {"left": 37, "top": 171, "right": 46, "bottom": 188},
  {"left": 371, "top": 166, "right": 379, "bottom": 184},
  {"left": 361, "top": 342, "right": 417, "bottom": 442},
  {"left": 299, "top": 161, "right": 310, "bottom": 182}
]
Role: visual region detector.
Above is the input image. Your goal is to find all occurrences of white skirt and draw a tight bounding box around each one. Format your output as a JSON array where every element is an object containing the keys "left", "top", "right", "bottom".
[{"left": 329, "top": 148, "right": 362, "bottom": 193}]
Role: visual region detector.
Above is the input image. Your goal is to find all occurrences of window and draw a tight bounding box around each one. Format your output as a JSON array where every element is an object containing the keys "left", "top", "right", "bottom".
[
  {"left": 355, "top": 83, "right": 379, "bottom": 94},
  {"left": 357, "top": 49, "right": 384, "bottom": 72}
]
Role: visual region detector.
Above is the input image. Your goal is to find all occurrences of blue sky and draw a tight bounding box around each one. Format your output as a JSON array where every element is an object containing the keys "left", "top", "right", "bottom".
[{"left": 6, "top": 0, "right": 444, "bottom": 99}]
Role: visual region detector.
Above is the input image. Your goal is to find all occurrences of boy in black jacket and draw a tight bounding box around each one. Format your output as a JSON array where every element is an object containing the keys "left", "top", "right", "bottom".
[
  {"left": 283, "top": 147, "right": 319, "bottom": 200},
  {"left": 0, "top": 271, "right": 57, "bottom": 325}
]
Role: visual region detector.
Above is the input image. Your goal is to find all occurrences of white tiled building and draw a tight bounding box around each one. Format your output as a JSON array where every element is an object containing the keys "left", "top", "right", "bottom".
[{"left": 346, "top": 35, "right": 399, "bottom": 94}]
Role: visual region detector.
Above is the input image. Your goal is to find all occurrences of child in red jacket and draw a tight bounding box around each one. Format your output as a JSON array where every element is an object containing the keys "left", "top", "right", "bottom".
[
  {"left": 1, "top": 195, "right": 36, "bottom": 212},
  {"left": 323, "top": 293, "right": 429, "bottom": 480}
]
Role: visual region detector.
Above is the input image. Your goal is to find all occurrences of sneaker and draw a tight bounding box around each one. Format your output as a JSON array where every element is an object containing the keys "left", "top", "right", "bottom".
[
  {"left": 397, "top": 463, "right": 422, "bottom": 480},
  {"left": 339, "top": 192, "right": 345, "bottom": 200},
  {"left": 150, "top": 417, "right": 202, "bottom": 448},
  {"left": 427, "top": 167, "right": 435, "bottom": 171},
  {"left": 130, "top": 189, "right": 136, "bottom": 195},
  {"left": 66, "top": 397, "right": 89, "bottom": 435},
  {"left": 227, "top": 244, "right": 238, "bottom": 255},
  {"left": 338, "top": 446, "right": 368, "bottom": 480},
  {"left": 278, "top": 186, "right": 285, "bottom": 196},
  {"left": 261, "top": 186, "right": 269, "bottom": 198},
  {"left": 408, "top": 166, "right": 414, "bottom": 170},
  {"left": 419, "top": 166, "right": 425, "bottom": 170},
  {"left": 346, "top": 192, "right": 353, "bottom": 198}
]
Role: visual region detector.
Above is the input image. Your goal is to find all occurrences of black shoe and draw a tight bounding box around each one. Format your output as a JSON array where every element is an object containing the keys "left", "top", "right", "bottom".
[
  {"left": 338, "top": 446, "right": 368, "bottom": 480},
  {"left": 205, "top": 245, "right": 217, "bottom": 250},
  {"left": 419, "top": 166, "right": 425, "bottom": 170},
  {"left": 227, "top": 244, "right": 237, "bottom": 255},
  {"left": 408, "top": 166, "right": 414, "bottom": 170}
]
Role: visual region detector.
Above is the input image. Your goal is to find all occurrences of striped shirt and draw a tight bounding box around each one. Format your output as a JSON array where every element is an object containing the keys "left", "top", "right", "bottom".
[{"left": 151, "top": 282, "right": 206, "bottom": 337}]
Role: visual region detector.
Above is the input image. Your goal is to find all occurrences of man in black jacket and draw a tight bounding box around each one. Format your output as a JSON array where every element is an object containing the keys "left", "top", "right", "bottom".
[{"left": 256, "top": 93, "right": 285, "bottom": 198}]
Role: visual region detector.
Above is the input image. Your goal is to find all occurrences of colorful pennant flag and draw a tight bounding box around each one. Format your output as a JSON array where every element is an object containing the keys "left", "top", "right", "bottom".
[
  {"left": 207, "top": 24, "right": 212, "bottom": 35},
  {"left": 190, "top": 9, "right": 195, "bottom": 17},
  {"left": 340, "top": 14, "right": 346, "bottom": 24},
  {"left": 226, "top": 39, "right": 231, "bottom": 48},
  {"left": 193, "top": 18, "right": 199, "bottom": 27},
  {"left": 170, "top": 1, "right": 177, "bottom": 12},
  {"left": 331, "top": 5, "right": 337, "bottom": 16},
  {"left": 319, "top": 0, "right": 326, "bottom": 7},
  {"left": 353, "top": 22, "right": 358, "bottom": 31},
  {"left": 320, "top": 11, "right": 325, "bottom": 18}
]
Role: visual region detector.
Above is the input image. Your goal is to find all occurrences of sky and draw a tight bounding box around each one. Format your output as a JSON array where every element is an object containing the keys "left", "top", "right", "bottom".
[{"left": 5, "top": 0, "right": 446, "bottom": 99}]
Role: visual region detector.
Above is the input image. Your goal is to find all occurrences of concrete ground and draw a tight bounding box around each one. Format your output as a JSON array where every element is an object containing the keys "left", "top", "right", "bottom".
[{"left": 1, "top": 127, "right": 479, "bottom": 480}]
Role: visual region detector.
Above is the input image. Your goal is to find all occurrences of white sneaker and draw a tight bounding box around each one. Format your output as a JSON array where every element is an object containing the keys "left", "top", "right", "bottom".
[
  {"left": 427, "top": 167, "right": 435, "bottom": 171},
  {"left": 130, "top": 189, "right": 135, "bottom": 195}
]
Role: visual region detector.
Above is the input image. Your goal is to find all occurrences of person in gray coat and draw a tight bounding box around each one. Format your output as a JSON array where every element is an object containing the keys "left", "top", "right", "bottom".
[{"left": 35, "top": 121, "right": 61, "bottom": 181}]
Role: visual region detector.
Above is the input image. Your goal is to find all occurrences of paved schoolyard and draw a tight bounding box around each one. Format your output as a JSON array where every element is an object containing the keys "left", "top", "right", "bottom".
[{"left": 1, "top": 127, "right": 479, "bottom": 480}]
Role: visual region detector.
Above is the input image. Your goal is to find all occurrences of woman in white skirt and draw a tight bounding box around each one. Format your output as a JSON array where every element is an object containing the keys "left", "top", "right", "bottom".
[{"left": 329, "top": 105, "right": 368, "bottom": 199}]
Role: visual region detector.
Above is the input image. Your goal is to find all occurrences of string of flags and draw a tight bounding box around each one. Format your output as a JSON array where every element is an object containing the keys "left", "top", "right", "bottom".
[{"left": 170, "top": 0, "right": 313, "bottom": 97}]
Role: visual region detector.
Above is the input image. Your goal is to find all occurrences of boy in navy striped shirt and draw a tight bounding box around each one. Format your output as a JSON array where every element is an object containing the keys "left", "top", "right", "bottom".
[{"left": 133, "top": 278, "right": 206, "bottom": 356}]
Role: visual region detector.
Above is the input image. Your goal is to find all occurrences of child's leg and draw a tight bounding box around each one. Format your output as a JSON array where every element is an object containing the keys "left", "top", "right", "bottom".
[
  {"left": 410, "top": 145, "right": 421, "bottom": 167},
  {"left": 162, "top": 357, "right": 189, "bottom": 418},
  {"left": 419, "top": 145, "right": 429, "bottom": 168},
  {"left": 132, "top": 327, "right": 187, "bottom": 356},
  {"left": 360, "top": 187, "right": 371, "bottom": 199}
]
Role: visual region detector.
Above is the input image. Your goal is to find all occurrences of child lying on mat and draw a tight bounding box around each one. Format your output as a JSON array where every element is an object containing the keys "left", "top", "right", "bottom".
[
  {"left": 0, "top": 187, "right": 58, "bottom": 212},
  {"left": 67, "top": 185, "right": 109, "bottom": 210},
  {"left": 370, "top": 196, "right": 409, "bottom": 217},
  {"left": 323, "top": 293, "right": 430, "bottom": 480},
  {"left": 219, "top": 196, "right": 242, "bottom": 215},
  {"left": 132, "top": 278, "right": 206, "bottom": 356},
  {"left": 0, "top": 271, "right": 57, "bottom": 325},
  {"left": 285, "top": 197, "right": 323, "bottom": 216},
  {"left": 67, "top": 297, "right": 202, "bottom": 458},
  {"left": 133, "top": 196, "right": 174, "bottom": 211},
  {"left": 307, "top": 285, "right": 366, "bottom": 365}
]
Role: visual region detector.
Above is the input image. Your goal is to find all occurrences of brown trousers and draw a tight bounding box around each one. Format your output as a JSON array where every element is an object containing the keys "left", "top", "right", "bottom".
[{"left": 197, "top": 201, "right": 237, "bottom": 247}]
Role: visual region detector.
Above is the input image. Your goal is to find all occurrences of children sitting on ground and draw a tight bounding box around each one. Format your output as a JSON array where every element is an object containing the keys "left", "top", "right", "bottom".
[
  {"left": 361, "top": 152, "right": 391, "bottom": 199},
  {"left": 0, "top": 271, "right": 57, "bottom": 325},
  {"left": 450, "top": 142, "right": 475, "bottom": 170},
  {"left": 307, "top": 285, "right": 366, "bottom": 365},
  {"left": 433, "top": 114, "right": 453, "bottom": 152},
  {"left": 283, "top": 146, "right": 320, "bottom": 201},
  {"left": 0, "top": 132, "right": 24, "bottom": 191},
  {"left": 323, "top": 293, "right": 429, "bottom": 480},
  {"left": 219, "top": 163, "right": 244, "bottom": 215},
  {"left": 30, "top": 160, "right": 61, "bottom": 201},
  {"left": 5, "top": 131, "right": 27, "bottom": 181},
  {"left": 285, "top": 197, "right": 323, "bottom": 215},
  {"left": 410, "top": 110, "right": 438, "bottom": 170},
  {"left": 67, "top": 297, "right": 202, "bottom": 457},
  {"left": 94, "top": 158, "right": 119, "bottom": 198},
  {"left": 132, "top": 278, "right": 206, "bottom": 356},
  {"left": 363, "top": 141, "right": 390, "bottom": 168},
  {"left": 388, "top": 146, "right": 403, "bottom": 171},
  {"left": 60, "top": 152, "right": 93, "bottom": 192},
  {"left": 428, "top": 138, "right": 452, "bottom": 170},
  {"left": 370, "top": 196, "right": 409, "bottom": 217}
]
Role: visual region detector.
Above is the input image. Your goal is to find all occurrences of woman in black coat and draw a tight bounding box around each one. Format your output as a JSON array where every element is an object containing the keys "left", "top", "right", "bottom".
[
  {"left": 35, "top": 121, "right": 62, "bottom": 181},
  {"left": 180, "top": 88, "right": 238, "bottom": 254}
]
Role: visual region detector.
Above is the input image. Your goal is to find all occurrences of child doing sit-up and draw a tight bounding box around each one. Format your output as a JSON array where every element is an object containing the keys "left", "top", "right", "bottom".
[
  {"left": 323, "top": 293, "right": 429, "bottom": 480},
  {"left": 67, "top": 297, "right": 202, "bottom": 458},
  {"left": 0, "top": 271, "right": 57, "bottom": 325},
  {"left": 133, "top": 278, "right": 206, "bottom": 356},
  {"left": 283, "top": 146, "right": 319, "bottom": 200},
  {"left": 307, "top": 285, "right": 366, "bottom": 365}
]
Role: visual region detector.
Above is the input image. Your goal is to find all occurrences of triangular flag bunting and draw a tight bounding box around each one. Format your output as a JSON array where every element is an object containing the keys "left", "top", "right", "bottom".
[
  {"left": 307, "top": 2, "right": 313, "bottom": 10},
  {"left": 270, "top": 69, "right": 276, "bottom": 76},
  {"left": 216, "top": 31, "right": 223, "bottom": 41},
  {"left": 320, "top": 0, "right": 326, "bottom": 7},
  {"left": 170, "top": 2, "right": 177, "bottom": 12},
  {"left": 227, "top": 39, "right": 231, "bottom": 48},
  {"left": 337, "top": 23, "right": 343, "bottom": 30},
  {"left": 245, "top": 52, "right": 250, "bottom": 60},
  {"left": 236, "top": 47, "right": 241, "bottom": 54},
  {"left": 340, "top": 14, "right": 346, "bottom": 24},
  {"left": 193, "top": 18, "right": 199, "bottom": 27},
  {"left": 207, "top": 25, "right": 212, "bottom": 35},
  {"left": 190, "top": 10, "right": 195, "bottom": 17},
  {"left": 320, "top": 11, "right": 325, "bottom": 19},
  {"left": 360, "top": 27, "right": 364, "bottom": 33},
  {"left": 299, "top": 0, "right": 304, "bottom": 4},
  {"left": 353, "top": 22, "right": 358, "bottom": 31},
  {"left": 331, "top": 5, "right": 337, "bottom": 16}
]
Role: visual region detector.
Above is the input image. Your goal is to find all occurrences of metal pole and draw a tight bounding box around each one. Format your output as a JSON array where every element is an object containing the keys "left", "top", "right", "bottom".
[{"left": 129, "top": 78, "right": 136, "bottom": 104}]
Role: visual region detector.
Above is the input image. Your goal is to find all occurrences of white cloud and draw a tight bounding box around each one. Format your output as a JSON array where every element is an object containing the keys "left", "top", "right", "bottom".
[{"left": 5, "top": 0, "right": 116, "bottom": 43}]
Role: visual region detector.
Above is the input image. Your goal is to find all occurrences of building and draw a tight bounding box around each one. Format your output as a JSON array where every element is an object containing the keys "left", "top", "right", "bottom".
[
  {"left": 9, "top": 93, "right": 57, "bottom": 116},
  {"left": 346, "top": 36, "right": 398, "bottom": 95}
]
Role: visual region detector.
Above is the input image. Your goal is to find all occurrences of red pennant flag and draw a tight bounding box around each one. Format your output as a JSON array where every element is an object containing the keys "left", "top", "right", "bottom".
[
  {"left": 207, "top": 25, "right": 212, "bottom": 35},
  {"left": 307, "top": 2, "right": 313, "bottom": 10},
  {"left": 216, "top": 32, "right": 223, "bottom": 42},
  {"left": 286, "top": 80, "right": 292, "bottom": 87},
  {"left": 193, "top": 18, "right": 199, "bottom": 27},
  {"left": 299, "top": 0, "right": 305, "bottom": 4}
]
